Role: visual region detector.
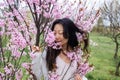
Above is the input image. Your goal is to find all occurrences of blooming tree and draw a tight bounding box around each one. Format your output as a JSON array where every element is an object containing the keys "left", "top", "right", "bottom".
[
  {"left": 0, "top": 0, "right": 100, "bottom": 79},
  {"left": 100, "top": 0, "right": 120, "bottom": 76}
]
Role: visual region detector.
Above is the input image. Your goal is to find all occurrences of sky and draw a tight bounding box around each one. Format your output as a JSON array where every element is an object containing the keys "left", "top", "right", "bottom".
[
  {"left": 0, "top": 0, "right": 114, "bottom": 10},
  {"left": 0, "top": 0, "right": 118, "bottom": 26},
  {"left": 85, "top": 0, "right": 112, "bottom": 10}
]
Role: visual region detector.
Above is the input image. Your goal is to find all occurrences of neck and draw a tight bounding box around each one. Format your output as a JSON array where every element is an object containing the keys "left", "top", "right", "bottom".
[
  {"left": 62, "top": 44, "right": 68, "bottom": 51},
  {"left": 62, "top": 45, "right": 73, "bottom": 54}
]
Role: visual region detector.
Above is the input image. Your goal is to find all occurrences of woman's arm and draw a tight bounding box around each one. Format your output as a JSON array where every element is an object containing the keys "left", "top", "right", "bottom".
[
  {"left": 31, "top": 51, "right": 43, "bottom": 80},
  {"left": 31, "top": 46, "right": 48, "bottom": 80}
]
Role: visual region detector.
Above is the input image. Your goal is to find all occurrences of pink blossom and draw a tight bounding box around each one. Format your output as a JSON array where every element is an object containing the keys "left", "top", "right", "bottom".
[
  {"left": 10, "top": 30, "right": 27, "bottom": 48},
  {"left": 22, "top": 63, "right": 31, "bottom": 70},
  {"left": 36, "top": 9, "right": 42, "bottom": 14},
  {"left": 0, "top": 72, "right": 4, "bottom": 80},
  {"left": 7, "top": 21, "right": 16, "bottom": 31},
  {"left": 4, "top": 12, "right": 13, "bottom": 17},
  {"left": 48, "top": 71, "right": 59, "bottom": 80},
  {"left": 15, "top": 70, "right": 23, "bottom": 80},
  {"left": 13, "top": 8, "right": 19, "bottom": 17},
  {"left": 0, "top": 2, "right": 5, "bottom": 7},
  {"left": 66, "top": 49, "right": 82, "bottom": 62},
  {"left": 76, "top": 62, "right": 94, "bottom": 77},
  {"left": 33, "top": 0, "right": 39, "bottom": 5},
  {"left": 67, "top": 52, "right": 80, "bottom": 61},
  {"left": 25, "top": 0, "right": 33, "bottom": 5},
  {"left": 45, "top": 31, "right": 55, "bottom": 44},
  {"left": 29, "top": 23, "right": 37, "bottom": 34},
  {"left": 4, "top": 64, "right": 13, "bottom": 75},
  {"left": 76, "top": 33, "right": 83, "bottom": 41},
  {"left": 0, "top": 75, "right": 2, "bottom": 80},
  {"left": 11, "top": 49, "right": 21, "bottom": 59},
  {"left": 52, "top": 42, "right": 62, "bottom": 49},
  {"left": 45, "top": 31, "right": 62, "bottom": 49},
  {"left": 8, "top": 45, "right": 21, "bottom": 59},
  {"left": 52, "top": 6, "right": 61, "bottom": 19},
  {"left": 54, "top": 13, "right": 61, "bottom": 19},
  {"left": 29, "top": 51, "right": 36, "bottom": 59},
  {"left": 46, "top": 0, "right": 51, "bottom": 3},
  {"left": 42, "top": 4, "right": 49, "bottom": 9},
  {"left": 7, "top": 0, "right": 14, "bottom": 5},
  {"left": 0, "top": 31, "right": 4, "bottom": 36},
  {"left": 51, "top": 0, "right": 56, "bottom": 4},
  {"left": 0, "top": 20, "right": 5, "bottom": 27},
  {"left": 18, "top": 25, "right": 26, "bottom": 32},
  {"left": 67, "top": 52, "right": 74, "bottom": 60},
  {"left": 43, "top": 12, "right": 50, "bottom": 18}
]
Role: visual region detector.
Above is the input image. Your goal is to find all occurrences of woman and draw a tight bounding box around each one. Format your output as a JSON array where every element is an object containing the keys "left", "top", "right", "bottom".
[{"left": 32, "top": 18, "right": 89, "bottom": 80}]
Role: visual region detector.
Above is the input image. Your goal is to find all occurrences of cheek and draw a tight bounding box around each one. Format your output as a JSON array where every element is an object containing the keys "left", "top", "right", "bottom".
[
  {"left": 61, "top": 38, "right": 68, "bottom": 44},
  {"left": 58, "top": 35, "right": 64, "bottom": 41}
]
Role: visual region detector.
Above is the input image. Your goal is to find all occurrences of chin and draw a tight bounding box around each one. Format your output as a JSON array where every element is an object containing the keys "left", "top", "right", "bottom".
[{"left": 60, "top": 43, "right": 63, "bottom": 46}]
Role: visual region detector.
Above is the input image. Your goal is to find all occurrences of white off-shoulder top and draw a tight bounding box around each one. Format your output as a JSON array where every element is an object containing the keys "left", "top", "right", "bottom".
[{"left": 32, "top": 50, "right": 88, "bottom": 80}]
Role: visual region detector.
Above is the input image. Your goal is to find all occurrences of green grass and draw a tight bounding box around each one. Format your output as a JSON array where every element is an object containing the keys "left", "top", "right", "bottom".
[{"left": 87, "top": 32, "right": 120, "bottom": 80}]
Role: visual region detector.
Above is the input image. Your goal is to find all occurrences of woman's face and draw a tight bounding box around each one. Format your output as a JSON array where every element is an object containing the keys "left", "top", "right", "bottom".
[{"left": 53, "top": 24, "right": 68, "bottom": 46}]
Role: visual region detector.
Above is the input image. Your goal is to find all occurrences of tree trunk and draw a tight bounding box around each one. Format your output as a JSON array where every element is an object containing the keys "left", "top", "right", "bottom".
[
  {"left": 35, "top": 27, "right": 40, "bottom": 46},
  {"left": 114, "top": 34, "right": 119, "bottom": 59},
  {"left": 114, "top": 43, "right": 119, "bottom": 59},
  {"left": 115, "top": 61, "right": 120, "bottom": 76}
]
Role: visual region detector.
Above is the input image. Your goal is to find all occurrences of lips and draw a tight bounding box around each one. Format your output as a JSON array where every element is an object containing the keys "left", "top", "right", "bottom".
[
  {"left": 55, "top": 40, "right": 61, "bottom": 43},
  {"left": 55, "top": 41, "right": 62, "bottom": 45}
]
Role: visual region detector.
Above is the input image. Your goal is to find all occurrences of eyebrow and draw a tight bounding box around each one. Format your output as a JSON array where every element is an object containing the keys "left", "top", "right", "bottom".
[{"left": 54, "top": 30, "right": 64, "bottom": 31}]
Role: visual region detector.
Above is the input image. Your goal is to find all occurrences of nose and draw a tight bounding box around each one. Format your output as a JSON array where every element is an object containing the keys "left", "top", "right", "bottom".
[{"left": 55, "top": 33, "right": 60, "bottom": 41}]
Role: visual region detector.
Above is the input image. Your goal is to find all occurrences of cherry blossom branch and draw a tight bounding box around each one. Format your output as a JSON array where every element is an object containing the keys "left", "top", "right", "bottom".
[
  {"left": 0, "top": 36, "right": 5, "bottom": 67},
  {"left": 26, "top": 0, "right": 36, "bottom": 24}
]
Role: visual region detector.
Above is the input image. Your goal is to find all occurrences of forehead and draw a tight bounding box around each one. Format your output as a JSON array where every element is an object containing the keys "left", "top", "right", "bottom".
[{"left": 53, "top": 24, "right": 64, "bottom": 31}]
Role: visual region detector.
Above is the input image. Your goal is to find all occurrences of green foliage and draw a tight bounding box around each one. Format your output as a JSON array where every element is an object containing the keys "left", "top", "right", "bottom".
[
  {"left": 86, "top": 32, "right": 120, "bottom": 80},
  {"left": 1, "top": 35, "right": 10, "bottom": 47},
  {"left": 92, "top": 27, "right": 113, "bottom": 37}
]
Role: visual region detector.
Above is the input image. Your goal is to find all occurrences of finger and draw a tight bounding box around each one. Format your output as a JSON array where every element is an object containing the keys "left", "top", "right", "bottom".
[
  {"left": 32, "top": 45, "right": 40, "bottom": 51},
  {"left": 75, "top": 74, "right": 82, "bottom": 80},
  {"left": 75, "top": 75, "right": 79, "bottom": 80},
  {"left": 77, "top": 76, "right": 81, "bottom": 80},
  {"left": 32, "top": 45, "right": 36, "bottom": 51},
  {"left": 78, "top": 77, "right": 82, "bottom": 80}
]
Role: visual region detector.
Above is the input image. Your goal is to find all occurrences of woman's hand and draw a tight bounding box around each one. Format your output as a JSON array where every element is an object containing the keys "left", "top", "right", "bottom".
[
  {"left": 74, "top": 74, "right": 82, "bottom": 80},
  {"left": 31, "top": 45, "right": 41, "bottom": 52}
]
